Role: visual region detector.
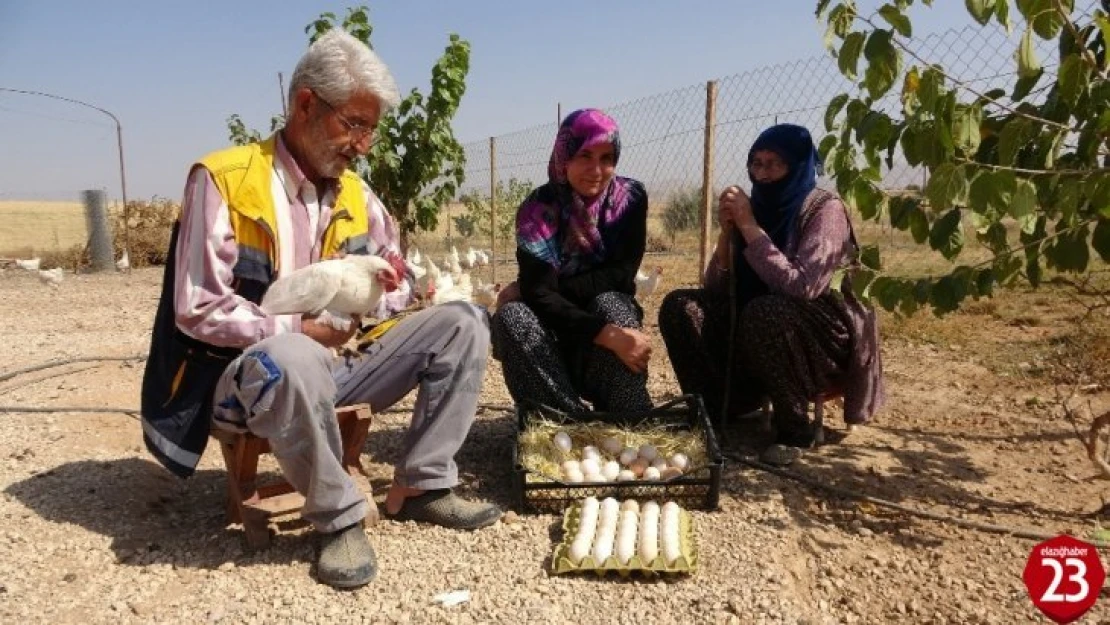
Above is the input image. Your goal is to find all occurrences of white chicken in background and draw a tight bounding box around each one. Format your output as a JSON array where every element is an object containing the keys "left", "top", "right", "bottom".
[
  {"left": 259, "top": 255, "right": 396, "bottom": 331},
  {"left": 433, "top": 271, "right": 473, "bottom": 306},
  {"left": 634, "top": 265, "right": 664, "bottom": 299},
  {"left": 407, "top": 246, "right": 422, "bottom": 266},
  {"left": 473, "top": 279, "right": 501, "bottom": 310},
  {"left": 474, "top": 249, "right": 490, "bottom": 267},
  {"left": 463, "top": 247, "right": 478, "bottom": 270},
  {"left": 115, "top": 250, "right": 130, "bottom": 272},
  {"left": 37, "top": 267, "right": 64, "bottom": 287},
  {"left": 405, "top": 256, "right": 426, "bottom": 283},
  {"left": 16, "top": 258, "right": 41, "bottom": 271},
  {"left": 415, "top": 256, "right": 440, "bottom": 300}
]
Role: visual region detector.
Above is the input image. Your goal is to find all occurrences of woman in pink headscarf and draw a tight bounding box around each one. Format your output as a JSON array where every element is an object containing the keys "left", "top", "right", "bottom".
[{"left": 491, "top": 108, "right": 653, "bottom": 413}]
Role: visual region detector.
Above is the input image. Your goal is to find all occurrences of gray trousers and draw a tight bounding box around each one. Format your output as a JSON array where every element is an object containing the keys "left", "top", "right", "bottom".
[{"left": 212, "top": 301, "right": 489, "bottom": 533}]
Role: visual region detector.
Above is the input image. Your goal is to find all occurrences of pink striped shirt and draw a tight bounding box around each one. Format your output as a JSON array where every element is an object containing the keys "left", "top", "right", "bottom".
[{"left": 173, "top": 133, "right": 412, "bottom": 348}]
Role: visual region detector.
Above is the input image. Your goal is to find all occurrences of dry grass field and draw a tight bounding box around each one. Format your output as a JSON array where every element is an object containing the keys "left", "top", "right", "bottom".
[{"left": 0, "top": 201, "right": 91, "bottom": 258}]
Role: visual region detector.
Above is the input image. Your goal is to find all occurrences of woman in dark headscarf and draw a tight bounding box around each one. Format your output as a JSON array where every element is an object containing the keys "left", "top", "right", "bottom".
[
  {"left": 659, "top": 123, "right": 884, "bottom": 465},
  {"left": 491, "top": 108, "right": 653, "bottom": 413}
]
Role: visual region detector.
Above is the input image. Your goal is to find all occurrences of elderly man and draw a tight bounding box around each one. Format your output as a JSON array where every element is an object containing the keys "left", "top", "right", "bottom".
[{"left": 140, "top": 28, "right": 500, "bottom": 589}]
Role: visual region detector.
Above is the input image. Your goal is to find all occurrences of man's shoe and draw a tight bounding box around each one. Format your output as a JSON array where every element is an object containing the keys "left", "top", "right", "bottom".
[
  {"left": 317, "top": 523, "right": 378, "bottom": 589},
  {"left": 386, "top": 489, "right": 502, "bottom": 530}
]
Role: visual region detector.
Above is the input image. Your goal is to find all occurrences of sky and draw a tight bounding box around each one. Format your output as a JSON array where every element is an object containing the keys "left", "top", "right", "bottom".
[{"left": 0, "top": 1, "right": 975, "bottom": 203}]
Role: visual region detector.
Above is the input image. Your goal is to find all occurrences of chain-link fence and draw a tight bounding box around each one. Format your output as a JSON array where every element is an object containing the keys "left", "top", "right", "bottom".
[{"left": 455, "top": 8, "right": 1081, "bottom": 278}]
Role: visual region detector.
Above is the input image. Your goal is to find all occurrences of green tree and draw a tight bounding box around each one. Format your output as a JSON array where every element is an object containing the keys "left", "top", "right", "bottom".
[
  {"left": 458, "top": 178, "right": 534, "bottom": 243},
  {"left": 816, "top": 0, "right": 1110, "bottom": 316},
  {"left": 228, "top": 6, "right": 471, "bottom": 250}
]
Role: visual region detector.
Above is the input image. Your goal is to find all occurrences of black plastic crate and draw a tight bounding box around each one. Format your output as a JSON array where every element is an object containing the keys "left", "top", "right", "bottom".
[{"left": 511, "top": 395, "right": 722, "bottom": 514}]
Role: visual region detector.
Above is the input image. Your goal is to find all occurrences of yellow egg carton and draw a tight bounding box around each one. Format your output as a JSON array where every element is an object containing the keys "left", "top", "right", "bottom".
[{"left": 550, "top": 499, "right": 698, "bottom": 577}]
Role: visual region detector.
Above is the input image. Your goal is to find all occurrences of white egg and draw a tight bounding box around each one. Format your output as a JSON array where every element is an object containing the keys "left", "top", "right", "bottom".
[
  {"left": 583, "top": 471, "right": 606, "bottom": 483},
  {"left": 651, "top": 458, "right": 668, "bottom": 472},
  {"left": 600, "top": 436, "right": 623, "bottom": 456},
  {"left": 580, "top": 458, "right": 600, "bottom": 476},
  {"left": 565, "top": 468, "right": 584, "bottom": 483},
  {"left": 582, "top": 446, "right": 601, "bottom": 462},
  {"left": 553, "top": 431, "right": 573, "bottom": 453},
  {"left": 617, "top": 469, "right": 637, "bottom": 482},
  {"left": 638, "top": 444, "right": 659, "bottom": 463},
  {"left": 643, "top": 466, "right": 662, "bottom": 480},
  {"left": 620, "top": 499, "right": 640, "bottom": 514},
  {"left": 568, "top": 539, "right": 591, "bottom": 564},
  {"left": 561, "top": 460, "right": 581, "bottom": 475},
  {"left": 669, "top": 453, "right": 690, "bottom": 471},
  {"left": 618, "top": 447, "right": 639, "bottom": 466},
  {"left": 602, "top": 460, "right": 622, "bottom": 481}
]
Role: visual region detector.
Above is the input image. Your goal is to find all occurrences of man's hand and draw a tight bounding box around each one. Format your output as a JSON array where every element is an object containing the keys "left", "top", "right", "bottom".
[
  {"left": 302, "top": 313, "right": 361, "bottom": 348},
  {"left": 594, "top": 324, "right": 652, "bottom": 374}
]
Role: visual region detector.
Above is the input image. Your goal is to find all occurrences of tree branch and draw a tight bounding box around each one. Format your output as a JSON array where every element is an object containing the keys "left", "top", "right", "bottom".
[{"left": 1052, "top": 0, "right": 1107, "bottom": 78}]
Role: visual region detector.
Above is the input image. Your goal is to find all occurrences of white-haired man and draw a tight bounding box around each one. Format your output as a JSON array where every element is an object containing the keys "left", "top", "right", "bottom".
[{"left": 140, "top": 29, "right": 500, "bottom": 589}]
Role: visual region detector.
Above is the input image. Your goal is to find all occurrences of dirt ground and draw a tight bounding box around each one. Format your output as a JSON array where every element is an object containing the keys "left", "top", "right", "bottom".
[{"left": 1, "top": 261, "right": 1109, "bottom": 624}]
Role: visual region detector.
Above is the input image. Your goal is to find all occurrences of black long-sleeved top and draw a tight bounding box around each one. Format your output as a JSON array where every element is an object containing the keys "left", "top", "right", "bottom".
[{"left": 516, "top": 179, "right": 647, "bottom": 342}]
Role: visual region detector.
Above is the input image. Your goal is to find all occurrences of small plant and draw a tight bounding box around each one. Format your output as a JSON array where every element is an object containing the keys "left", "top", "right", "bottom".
[{"left": 660, "top": 187, "right": 704, "bottom": 245}]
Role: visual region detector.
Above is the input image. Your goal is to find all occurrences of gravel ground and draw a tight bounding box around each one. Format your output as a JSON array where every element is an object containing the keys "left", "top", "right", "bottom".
[{"left": 0, "top": 266, "right": 1108, "bottom": 624}]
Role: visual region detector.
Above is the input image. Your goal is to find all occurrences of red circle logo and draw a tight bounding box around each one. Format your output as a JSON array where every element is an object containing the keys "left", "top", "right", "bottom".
[{"left": 1023, "top": 535, "right": 1105, "bottom": 623}]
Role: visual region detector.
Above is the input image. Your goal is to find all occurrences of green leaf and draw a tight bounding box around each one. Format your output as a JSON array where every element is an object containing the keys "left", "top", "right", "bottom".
[
  {"left": 1057, "top": 54, "right": 1090, "bottom": 107},
  {"left": 837, "top": 32, "right": 867, "bottom": 79},
  {"left": 1016, "top": 25, "right": 1041, "bottom": 78},
  {"left": 863, "top": 29, "right": 901, "bottom": 99},
  {"left": 926, "top": 163, "right": 969, "bottom": 211},
  {"left": 878, "top": 4, "right": 912, "bottom": 36},
  {"left": 818, "top": 134, "right": 839, "bottom": 165},
  {"left": 918, "top": 67, "right": 943, "bottom": 111},
  {"left": 816, "top": 0, "right": 834, "bottom": 17},
  {"left": 1047, "top": 224, "right": 1090, "bottom": 273},
  {"left": 993, "top": 0, "right": 1011, "bottom": 32},
  {"left": 1012, "top": 70, "right": 1043, "bottom": 101},
  {"left": 929, "top": 208, "right": 965, "bottom": 260},
  {"left": 993, "top": 254, "right": 1023, "bottom": 284},
  {"left": 930, "top": 275, "right": 963, "bottom": 315},
  {"left": 997, "top": 119, "right": 1029, "bottom": 166},
  {"left": 968, "top": 170, "right": 1015, "bottom": 215},
  {"left": 1094, "top": 219, "right": 1110, "bottom": 263},
  {"left": 825, "top": 94, "right": 850, "bottom": 131},
  {"left": 1010, "top": 178, "right": 1038, "bottom": 220},
  {"left": 1089, "top": 177, "right": 1110, "bottom": 219},
  {"left": 951, "top": 104, "right": 982, "bottom": 156},
  {"left": 852, "top": 179, "right": 886, "bottom": 220},
  {"left": 965, "top": 0, "right": 996, "bottom": 25},
  {"left": 860, "top": 245, "right": 882, "bottom": 270}
]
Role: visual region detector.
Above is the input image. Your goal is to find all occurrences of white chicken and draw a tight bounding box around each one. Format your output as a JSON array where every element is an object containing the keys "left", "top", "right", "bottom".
[
  {"left": 433, "top": 271, "right": 473, "bottom": 305},
  {"left": 415, "top": 256, "right": 440, "bottom": 300},
  {"left": 260, "top": 255, "right": 395, "bottom": 331},
  {"left": 116, "top": 250, "right": 130, "bottom": 272},
  {"left": 473, "top": 278, "right": 501, "bottom": 310},
  {"left": 463, "top": 247, "right": 478, "bottom": 270},
  {"left": 474, "top": 249, "right": 490, "bottom": 266},
  {"left": 407, "top": 246, "right": 422, "bottom": 266},
  {"left": 38, "top": 267, "right": 64, "bottom": 287},
  {"left": 634, "top": 265, "right": 664, "bottom": 299},
  {"left": 16, "top": 257, "right": 41, "bottom": 271}
]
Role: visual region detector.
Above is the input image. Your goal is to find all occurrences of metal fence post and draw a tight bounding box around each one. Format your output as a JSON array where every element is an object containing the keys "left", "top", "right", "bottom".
[
  {"left": 82, "top": 189, "right": 114, "bottom": 272},
  {"left": 489, "top": 136, "right": 497, "bottom": 285},
  {"left": 699, "top": 80, "right": 718, "bottom": 282}
]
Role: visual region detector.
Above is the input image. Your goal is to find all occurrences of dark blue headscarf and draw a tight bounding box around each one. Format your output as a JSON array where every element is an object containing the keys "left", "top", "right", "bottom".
[{"left": 733, "top": 124, "right": 821, "bottom": 303}]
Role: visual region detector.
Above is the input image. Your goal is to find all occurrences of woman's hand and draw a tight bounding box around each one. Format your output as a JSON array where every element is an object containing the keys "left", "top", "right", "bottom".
[
  {"left": 719, "top": 186, "right": 756, "bottom": 230},
  {"left": 496, "top": 281, "right": 521, "bottom": 309},
  {"left": 594, "top": 324, "right": 652, "bottom": 374}
]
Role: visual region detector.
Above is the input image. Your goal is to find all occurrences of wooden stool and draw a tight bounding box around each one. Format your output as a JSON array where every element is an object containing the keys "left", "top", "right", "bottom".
[{"left": 210, "top": 403, "right": 375, "bottom": 548}]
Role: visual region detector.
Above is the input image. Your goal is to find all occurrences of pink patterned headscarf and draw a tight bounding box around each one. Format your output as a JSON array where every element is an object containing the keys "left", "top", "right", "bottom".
[{"left": 516, "top": 108, "right": 637, "bottom": 274}]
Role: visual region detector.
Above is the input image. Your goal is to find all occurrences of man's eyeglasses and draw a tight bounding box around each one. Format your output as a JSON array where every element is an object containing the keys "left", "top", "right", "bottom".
[{"left": 312, "top": 90, "right": 377, "bottom": 143}]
